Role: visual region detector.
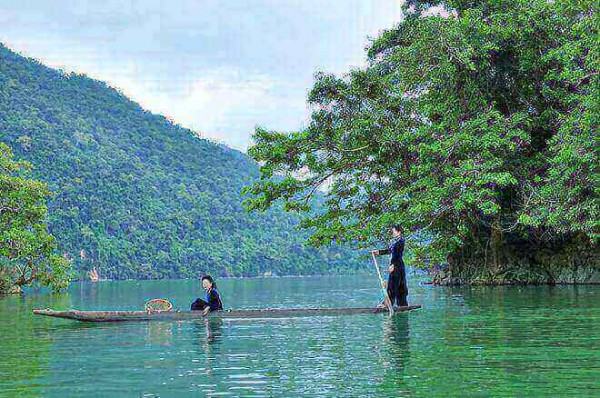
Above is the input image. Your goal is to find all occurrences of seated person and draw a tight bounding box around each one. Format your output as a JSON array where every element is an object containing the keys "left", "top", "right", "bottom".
[{"left": 191, "top": 275, "right": 223, "bottom": 315}]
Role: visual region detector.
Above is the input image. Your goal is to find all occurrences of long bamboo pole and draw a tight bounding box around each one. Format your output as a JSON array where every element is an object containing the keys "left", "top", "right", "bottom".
[{"left": 371, "top": 252, "right": 394, "bottom": 316}]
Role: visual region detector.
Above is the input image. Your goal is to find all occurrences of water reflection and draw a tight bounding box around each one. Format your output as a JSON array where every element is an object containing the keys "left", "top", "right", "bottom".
[
  {"left": 193, "top": 318, "right": 223, "bottom": 354},
  {"left": 383, "top": 314, "right": 411, "bottom": 391},
  {"left": 190, "top": 318, "right": 224, "bottom": 386},
  {"left": 2, "top": 276, "right": 598, "bottom": 397},
  {"left": 144, "top": 322, "right": 173, "bottom": 346},
  {"left": 204, "top": 318, "right": 223, "bottom": 345}
]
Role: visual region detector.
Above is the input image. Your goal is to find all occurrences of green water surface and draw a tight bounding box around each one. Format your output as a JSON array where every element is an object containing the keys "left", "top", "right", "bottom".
[{"left": 1, "top": 275, "right": 599, "bottom": 397}]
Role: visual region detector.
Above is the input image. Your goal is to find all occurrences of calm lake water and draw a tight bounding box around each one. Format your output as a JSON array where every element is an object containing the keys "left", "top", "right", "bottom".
[{"left": 1, "top": 275, "right": 599, "bottom": 397}]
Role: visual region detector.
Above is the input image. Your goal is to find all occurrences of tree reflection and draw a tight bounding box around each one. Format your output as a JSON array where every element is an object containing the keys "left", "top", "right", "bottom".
[{"left": 0, "top": 292, "right": 70, "bottom": 397}]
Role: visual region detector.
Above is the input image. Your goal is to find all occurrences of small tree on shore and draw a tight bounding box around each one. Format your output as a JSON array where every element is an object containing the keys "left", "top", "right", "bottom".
[{"left": 0, "top": 142, "right": 70, "bottom": 294}]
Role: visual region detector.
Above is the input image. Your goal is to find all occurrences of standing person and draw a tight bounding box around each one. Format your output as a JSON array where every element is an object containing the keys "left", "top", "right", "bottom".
[
  {"left": 371, "top": 225, "right": 409, "bottom": 307},
  {"left": 191, "top": 275, "right": 223, "bottom": 316}
]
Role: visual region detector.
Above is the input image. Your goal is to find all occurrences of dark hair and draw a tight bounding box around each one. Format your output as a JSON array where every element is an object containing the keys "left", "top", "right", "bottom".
[
  {"left": 201, "top": 274, "right": 217, "bottom": 288},
  {"left": 390, "top": 225, "right": 403, "bottom": 233}
]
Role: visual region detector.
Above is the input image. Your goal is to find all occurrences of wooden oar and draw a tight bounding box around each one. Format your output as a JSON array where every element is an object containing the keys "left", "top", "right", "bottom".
[{"left": 371, "top": 252, "right": 394, "bottom": 316}]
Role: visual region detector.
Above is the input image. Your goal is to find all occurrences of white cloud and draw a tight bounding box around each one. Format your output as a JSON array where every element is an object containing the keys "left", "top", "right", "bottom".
[
  {"left": 137, "top": 67, "right": 306, "bottom": 150},
  {"left": 1, "top": 0, "right": 404, "bottom": 151},
  {"left": 4, "top": 38, "right": 305, "bottom": 151}
]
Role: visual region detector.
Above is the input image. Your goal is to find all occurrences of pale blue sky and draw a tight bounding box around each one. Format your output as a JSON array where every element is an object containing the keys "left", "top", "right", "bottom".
[{"left": 0, "top": 1, "right": 402, "bottom": 150}]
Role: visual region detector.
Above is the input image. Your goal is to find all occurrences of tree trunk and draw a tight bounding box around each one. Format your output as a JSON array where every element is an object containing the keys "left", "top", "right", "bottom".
[{"left": 490, "top": 214, "right": 503, "bottom": 276}]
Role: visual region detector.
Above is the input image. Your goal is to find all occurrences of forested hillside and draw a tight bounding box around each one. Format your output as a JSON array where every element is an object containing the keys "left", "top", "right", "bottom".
[{"left": 0, "top": 43, "right": 365, "bottom": 280}]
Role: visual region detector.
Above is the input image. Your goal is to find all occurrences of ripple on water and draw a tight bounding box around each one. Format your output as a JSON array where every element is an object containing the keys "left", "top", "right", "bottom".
[{"left": 1, "top": 276, "right": 599, "bottom": 397}]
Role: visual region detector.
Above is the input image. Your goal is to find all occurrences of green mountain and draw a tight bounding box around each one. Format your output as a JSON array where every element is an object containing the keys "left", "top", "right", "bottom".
[{"left": 0, "top": 43, "right": 364, "bottom": 280}]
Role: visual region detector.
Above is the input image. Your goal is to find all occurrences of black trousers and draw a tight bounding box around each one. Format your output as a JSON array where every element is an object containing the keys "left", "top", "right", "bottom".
[
  {"left": 387, "top": 262, "right": 408, "bottom": 307},
  {"left": 191, "top": 298, "right": 209, "bottom": 311}
]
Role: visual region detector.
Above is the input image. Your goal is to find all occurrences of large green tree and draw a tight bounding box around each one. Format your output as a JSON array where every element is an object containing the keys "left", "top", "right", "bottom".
[
  {"left": 0, "top": 143, "right": 70, "bottom": 293},
  {"left": 244, "top": 0, "right": 598, "bottom": 284}
]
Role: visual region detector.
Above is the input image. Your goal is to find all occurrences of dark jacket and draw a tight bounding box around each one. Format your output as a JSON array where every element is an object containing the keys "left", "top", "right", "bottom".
[
  {"left": 205, "top": 288, "right": 223, "bottom": 310},
  {"left": 191, "top": 287, "right": 223, "bottom": 311},
  {"left": 378, "top": 236, "right": 405, "bottom": 266}
]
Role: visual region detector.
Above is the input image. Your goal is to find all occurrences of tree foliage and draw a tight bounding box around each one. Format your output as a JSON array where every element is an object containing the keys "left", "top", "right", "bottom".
[
  {"left": 0, "top": 43, "right": 364, "bottom": 281},
  {"left": 244, "top": 0, "right": 598, "bottom": 279},
  {"left": 0, "top": 143, "right": 70, "bottom": 293}
]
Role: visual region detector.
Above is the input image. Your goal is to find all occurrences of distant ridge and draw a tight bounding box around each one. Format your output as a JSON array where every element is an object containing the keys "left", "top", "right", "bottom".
[{"left": 0, "top": 42, "right": 364, "bottom": 279}]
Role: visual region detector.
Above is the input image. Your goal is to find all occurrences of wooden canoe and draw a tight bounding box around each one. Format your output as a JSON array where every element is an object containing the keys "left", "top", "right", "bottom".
[{"left": 33, "top": 305, "right": 421, "bottom": 322}]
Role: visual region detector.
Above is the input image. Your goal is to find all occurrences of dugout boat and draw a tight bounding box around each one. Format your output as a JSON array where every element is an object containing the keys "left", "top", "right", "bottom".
[{"left": 33, "top": 305, "right": 421, "bottom": 322}]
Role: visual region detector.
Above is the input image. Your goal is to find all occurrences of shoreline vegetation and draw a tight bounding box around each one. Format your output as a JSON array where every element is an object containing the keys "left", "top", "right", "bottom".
[
  {"left": 11, "top": 271, "right": 600, "bottom": 298},
  {"left": 0, "top": 143, "right": 70, "bottom": 295},
  {"left": 73, "top": 272, "right": 600, "bottom": 285}
]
